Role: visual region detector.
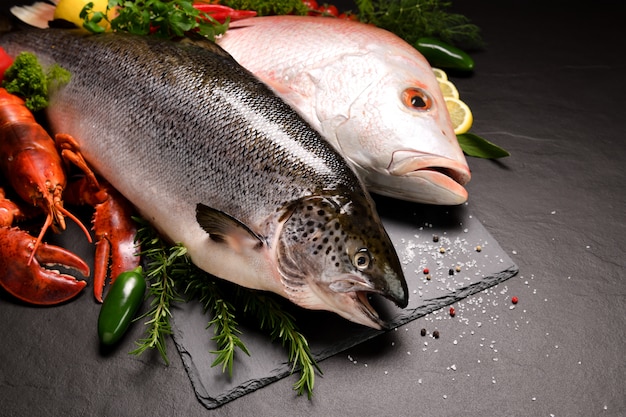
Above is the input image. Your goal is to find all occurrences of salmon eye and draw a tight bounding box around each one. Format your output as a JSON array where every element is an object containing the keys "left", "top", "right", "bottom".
[
  {"left": 402, "top": 88, "right": 432, "bottom": 111},
  {"left": 353, "top": 248, "right": 371, "bottom": 270}
]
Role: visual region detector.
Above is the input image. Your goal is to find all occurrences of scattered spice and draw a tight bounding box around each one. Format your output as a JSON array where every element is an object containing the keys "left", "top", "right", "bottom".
[
  {"left": 455, "top": 265, "right": 461, "bottom": 272},
  {"left": 475, "top": 245, "right": 482, "bottom": 252},
  {"left": 423, "top": 268, "right": 430, "bottom": 274},
  {"left": 426, "top": 274, "right": 431, "bottom": 281},
  {"left": 433, "top": 330, "right": 440, "bottom": 339},
  {"left": 449, "top": 307, "right": 455, "bottom": 317},
  {"left": 511, "top": 296, "right": 519, "bottom": 304},
  {"left": 448, "top": 268, "right": 454, "bottom": 275},
  {"left": 439, "top": 247, "right": 446, "bottom": 254},
  {"left": 420, "top": 328, "right": 427, "bottom": 336},
  {"left": 432, "top": 235, "right": 439, "bottom": 242}
]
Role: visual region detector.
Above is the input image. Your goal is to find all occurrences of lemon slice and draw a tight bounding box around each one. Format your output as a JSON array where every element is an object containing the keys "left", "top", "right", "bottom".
[
  {"left": 432, "top": 67, "right": 447, "bottom": 81},
  {"left": 54, "top": 0, "right": 112, "bottom": 30},
  {"left": 445, "top": 97, "right": 473, "bottom": 134},
  {"left": 438, "top": 79, "right": 459, "bottom": 99}
]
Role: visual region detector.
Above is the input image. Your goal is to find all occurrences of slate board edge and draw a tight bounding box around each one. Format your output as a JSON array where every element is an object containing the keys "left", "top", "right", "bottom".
[{"left": 172, "top": 263, "right": 519, "bottom": 409}]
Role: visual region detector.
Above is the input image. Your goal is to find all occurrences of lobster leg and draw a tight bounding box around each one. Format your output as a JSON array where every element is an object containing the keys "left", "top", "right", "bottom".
[
  {"left": 59, "top": 135, "right": 140, "bottom": 302},
  {"left": 91, "top": 181, "right": 140, "bottom": 302}
]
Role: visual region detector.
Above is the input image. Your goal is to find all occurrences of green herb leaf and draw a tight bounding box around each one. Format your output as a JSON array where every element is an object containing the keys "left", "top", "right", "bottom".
[
  {"left": 130, "top": 217, "right": 185, "bottom": 364},
  {"left": 457, "top": 132, "right": 510, "bottom": 159},
  {"left": 81, "top": 0, "right": 228, "bottom": 41},
  {"left": 236, "top": 289, "right": 322, "bottom": 398},
  {"left": 180, "top": 273, "right": 250, "bottom": 377},
  {"left": 222, "top": 0, "right": 308, "bottom": 16},
  {"left": 131, "top": 217, "right": 319, "bottom": 397},
  {"left": 2, "top": 52, "right": 71, "bottom": 112},
  {"left": 354, "top": 0, "right": 484, "bottom": 51}
]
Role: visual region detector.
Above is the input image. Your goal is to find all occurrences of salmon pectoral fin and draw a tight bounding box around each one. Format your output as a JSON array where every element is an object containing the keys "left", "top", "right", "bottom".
[{"left": 195, "top": 203, "right": 265, "bottom": 252}]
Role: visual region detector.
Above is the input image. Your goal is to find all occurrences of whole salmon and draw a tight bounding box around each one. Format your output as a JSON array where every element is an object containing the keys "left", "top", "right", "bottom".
[
  {"left": 0, "top": 29, "right": 408, "bottom": 329},
  {"left": 218, "top": 16, "right": 472, "bottom": 205}
]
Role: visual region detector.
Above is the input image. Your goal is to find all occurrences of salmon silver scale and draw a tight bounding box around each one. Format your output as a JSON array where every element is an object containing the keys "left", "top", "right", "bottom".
[{"left": 0, "top": 29, "right": 408, "bottom": 329}]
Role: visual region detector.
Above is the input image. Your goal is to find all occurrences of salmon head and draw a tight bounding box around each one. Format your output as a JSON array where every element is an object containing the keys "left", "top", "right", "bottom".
[{"left": 274, "top": 190, "right": 407, "bottom": 329}]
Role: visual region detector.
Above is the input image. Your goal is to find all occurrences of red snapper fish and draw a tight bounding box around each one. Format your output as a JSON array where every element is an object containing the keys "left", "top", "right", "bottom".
[{"left": 218, "top": 16, "right": 471, "bottom": 205}]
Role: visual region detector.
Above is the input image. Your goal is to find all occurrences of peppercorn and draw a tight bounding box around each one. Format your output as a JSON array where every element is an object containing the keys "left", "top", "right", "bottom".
[
  {"left": 423, "top": 268, "right": 430, "bottom": 274},
  {"left": 420, "top": 328, "right": 427, "bottom": 336},
  {"left": 512, "top": 296, "right": 519, "bottom": 304},
  {"left": 475, "top": 245, "right": 482, "bottom": 252},
  {"left": 449, "top": 307, "right": 455, "bottom": 317},
  {"left": 432, "top": 235, "right": 439, "bottom": 243},
  {"left": 433, "top": 330, "right": 440, "bottom": 339},
  {"left": 448, "top": 268, "right": 454, "bottom": 275}
]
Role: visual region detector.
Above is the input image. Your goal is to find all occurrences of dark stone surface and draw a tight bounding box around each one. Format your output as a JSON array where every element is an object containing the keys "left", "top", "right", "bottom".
[
  {"left": 173, "top": 202, "right": 517, "bottom": 408},
  {"left": 1, "top": 1, "right": 625, "bottom": 416}
]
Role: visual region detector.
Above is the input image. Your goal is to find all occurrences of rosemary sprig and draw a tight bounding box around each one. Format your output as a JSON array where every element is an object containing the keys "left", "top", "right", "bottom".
[
  {"left": 236, "top": 289, "right": 322, "bottom": 398},
  {"left": 179, "top": 273, "right": 250, "bottom": 376},
  {"left": 131, "top": 218, "right": 320, "bottom": 397},
  {"left": 130, "top": 217, "right": 184, "bottom": 364}
]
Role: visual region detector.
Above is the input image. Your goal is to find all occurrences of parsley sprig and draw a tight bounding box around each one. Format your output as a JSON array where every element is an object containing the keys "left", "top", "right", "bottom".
[{"left": 81, "top": 0, "right": 228, "bottom": 41}]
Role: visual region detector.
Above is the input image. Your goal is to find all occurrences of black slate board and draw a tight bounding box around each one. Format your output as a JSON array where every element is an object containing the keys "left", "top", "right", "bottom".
[{"left": 171, "top": 198, "right": 519, "bottom": 409}]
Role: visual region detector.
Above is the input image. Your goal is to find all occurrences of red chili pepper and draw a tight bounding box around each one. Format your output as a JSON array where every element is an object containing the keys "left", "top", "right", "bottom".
[
  {"left": 193, "top": 3, "right": 257, "bottom": 23},
  {"left": 0, "top": 47, "right": 14, "bottom": 82}
]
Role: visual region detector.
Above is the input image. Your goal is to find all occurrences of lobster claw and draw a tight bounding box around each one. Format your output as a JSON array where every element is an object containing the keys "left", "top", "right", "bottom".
[{"left": 0, "top": 227, "right": 89, "bottom": 305}]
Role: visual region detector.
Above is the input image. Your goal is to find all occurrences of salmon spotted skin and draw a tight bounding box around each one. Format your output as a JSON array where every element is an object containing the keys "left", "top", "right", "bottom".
[{"left": 0, "top": 29, "right": 408, "bottom": 328}]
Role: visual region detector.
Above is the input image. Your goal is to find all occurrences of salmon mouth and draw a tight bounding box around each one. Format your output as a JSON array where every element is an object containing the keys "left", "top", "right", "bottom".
[
  {"left": 382, "top": 150, "right": 472, "bottom": 205},
  {"left": 356, "top": 291, "right": 386, "bottom": 329}
]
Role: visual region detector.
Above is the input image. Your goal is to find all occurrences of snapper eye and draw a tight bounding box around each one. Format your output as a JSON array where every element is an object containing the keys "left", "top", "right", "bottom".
[
  {"left": 353, "top": 248, "right": 371, "bottom": 270},
  {"left": 402, "top": 87, "right": 432, "bottom": 111}
]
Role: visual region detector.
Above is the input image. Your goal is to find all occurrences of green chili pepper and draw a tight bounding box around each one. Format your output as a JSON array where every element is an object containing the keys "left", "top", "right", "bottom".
[
  {"left": 98, "top": 266, "right": 146, "bottom": 345},
  {"left": 414, "top": 37, "right": 475, "bottom": 72}
]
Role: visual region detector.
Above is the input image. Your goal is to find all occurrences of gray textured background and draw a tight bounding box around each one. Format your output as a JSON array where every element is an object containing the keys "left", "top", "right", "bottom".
[{"left": 0, "top": 1, "right": 624, "bottom": 416}]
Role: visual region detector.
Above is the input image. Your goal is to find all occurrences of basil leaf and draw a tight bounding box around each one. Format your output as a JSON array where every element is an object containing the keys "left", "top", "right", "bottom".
[{"left": 457, "top": 132, "right": 510, "bottom": 159}]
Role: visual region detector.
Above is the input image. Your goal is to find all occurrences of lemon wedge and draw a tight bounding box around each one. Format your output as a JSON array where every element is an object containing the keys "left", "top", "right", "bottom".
[
  {"left": 438, "top": 79, "right": 459, "bottom": 99},
  {"left": 432, "top": 67, "right": 447, "bottom": 81},
  {"left": 445, "top": 97, "right": 473, "bottom": 134}
]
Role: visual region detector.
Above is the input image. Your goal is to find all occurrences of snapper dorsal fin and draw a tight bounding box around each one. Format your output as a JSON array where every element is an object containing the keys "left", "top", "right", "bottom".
[{"left": 196, "top": 203, "right": 265, "bottom": 252}]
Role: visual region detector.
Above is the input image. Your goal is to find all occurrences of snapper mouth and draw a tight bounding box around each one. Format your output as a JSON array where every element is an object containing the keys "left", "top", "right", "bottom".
[{"left": 384, "top": 150, "right": 472, "bottom": 205}]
